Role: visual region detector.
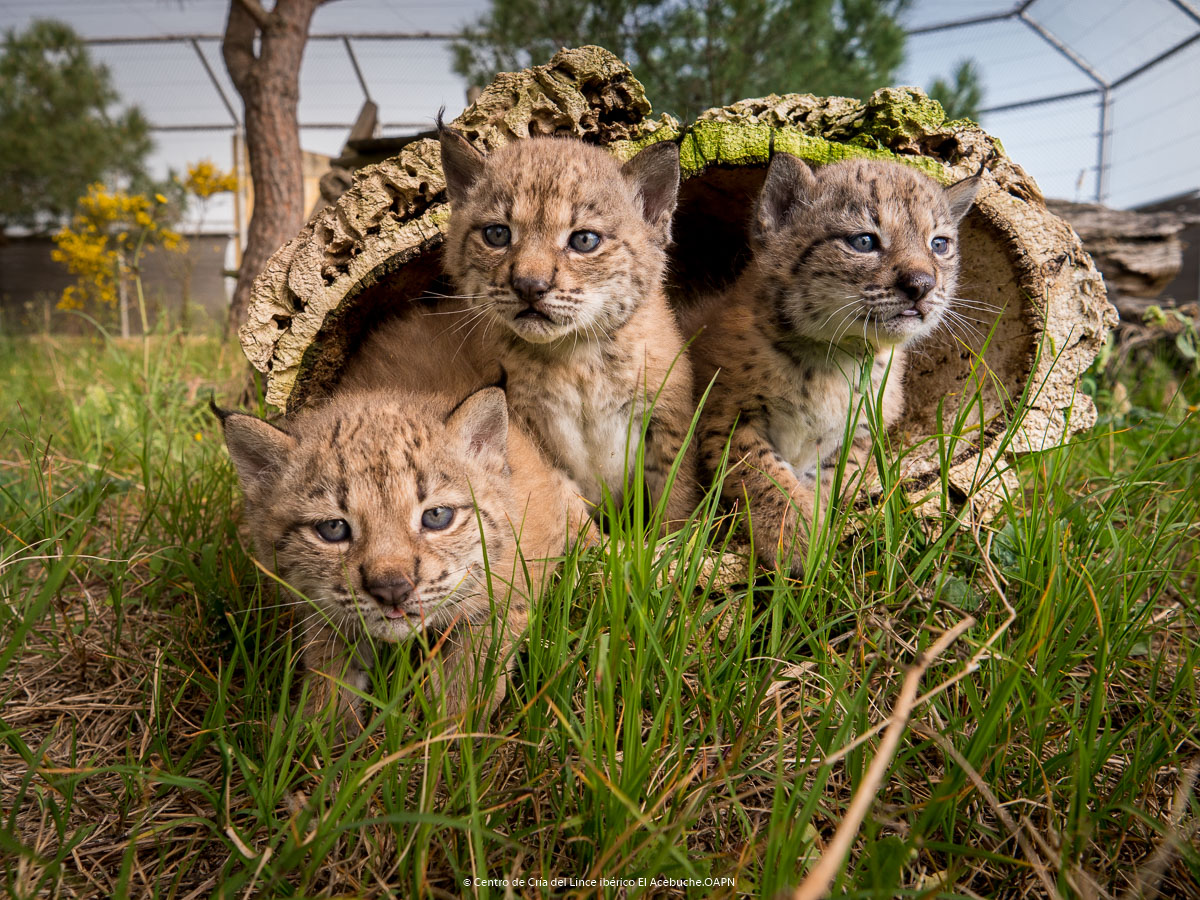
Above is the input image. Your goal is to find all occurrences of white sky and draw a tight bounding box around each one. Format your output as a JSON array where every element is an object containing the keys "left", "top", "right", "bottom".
[{"left": 2, "top": 0, "right": 1198, "bottom": 233}]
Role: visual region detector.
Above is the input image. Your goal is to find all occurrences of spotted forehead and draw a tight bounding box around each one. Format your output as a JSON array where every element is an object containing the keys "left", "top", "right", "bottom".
[
  {"left": 291, "top": 408, "right": 458, "bottom": 501},
  {"left": 813, "top": 162, "right": 950, "bottom": 234},
  {"left": 470, "top": 140, "right": 634, "bottom": 229}
]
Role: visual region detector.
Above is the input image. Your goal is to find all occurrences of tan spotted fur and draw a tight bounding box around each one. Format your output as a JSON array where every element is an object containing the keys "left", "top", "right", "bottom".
[
  {"left": 688, "top": 155, "right": 981, "bottom": 573},
  {"left": 436, "top": 127, "right": 698, "bottom": 522},
  {"left": 219, "top": 313, "right": 593, "bottom": 726}
]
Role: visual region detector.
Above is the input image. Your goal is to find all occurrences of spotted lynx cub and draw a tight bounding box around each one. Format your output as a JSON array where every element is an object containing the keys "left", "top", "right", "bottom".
[
  {"left": 689, "top": 154, "right": 982, "bottom": 573},
  {"left": 436, "top": 124, "right": 698, "bottom": 523},
  {"left": 218, "top": 315, "right": 593, "bottom": 725}
]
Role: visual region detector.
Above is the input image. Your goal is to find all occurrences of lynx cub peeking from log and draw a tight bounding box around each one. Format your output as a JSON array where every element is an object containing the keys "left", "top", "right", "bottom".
[
  {"left": 436, "top": 123, "right": 698, "bottom": 523},
  {"left": 689, "top": 154, "right": 982, "bottom": 573},
  {"left": 217, "top": 315, "right": 593, "bottom": 725}
]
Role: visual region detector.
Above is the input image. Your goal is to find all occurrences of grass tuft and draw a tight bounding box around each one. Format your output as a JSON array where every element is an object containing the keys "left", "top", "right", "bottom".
[{"left": 0, "top": 335, "right": 1196, "bottom": 898}]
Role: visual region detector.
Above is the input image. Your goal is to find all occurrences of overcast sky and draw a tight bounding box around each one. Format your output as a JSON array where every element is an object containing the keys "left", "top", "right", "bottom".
[{"left": 2, "top": 0, "right": 1197, "bottom": 233}]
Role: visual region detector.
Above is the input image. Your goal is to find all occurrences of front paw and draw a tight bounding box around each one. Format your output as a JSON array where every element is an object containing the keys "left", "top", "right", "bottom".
[
  {"left": 759, "top": 518, "right": 808, "bottom": 576},
  {"left": 425, "top": 661, "right": 509, "bottom": 725},
  {"left": 662, "top": 481, "right": 700, "bottom": 532},
  {"left": 750, "top": 498, "right": 810, "bottom": 576},
  {"left": 423, "top": 624, "right": 517, "bottom": 725}
]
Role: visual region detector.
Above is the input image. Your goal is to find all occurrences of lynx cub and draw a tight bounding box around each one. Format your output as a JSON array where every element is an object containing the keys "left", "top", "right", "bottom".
[
  {"left": 689, "top": 154, "right": 982, "bottom": 573},
  {"left": 436, "top": 124, "right": 698, "bottom": 523},
  {"left": 218, "top": 315, "right": 593, "bottom": 725}
]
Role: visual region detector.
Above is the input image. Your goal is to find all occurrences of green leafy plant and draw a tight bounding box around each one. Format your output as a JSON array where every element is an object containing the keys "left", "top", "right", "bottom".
[{"left": 0, "top": 19, "right": 152, "bottom": 237}]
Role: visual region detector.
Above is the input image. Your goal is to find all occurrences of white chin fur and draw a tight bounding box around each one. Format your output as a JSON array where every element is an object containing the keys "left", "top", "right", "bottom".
[
  {"left": 506, "top": 316, "right": 576, "bottom": 344},
  {"left": 364, "top": 601, "right": 456, "bottom": 642},
  {"left": 369, "top": 616, "right": 420, "bottom": 642},
  {"left": 874, "top": 309, "right": 944, "bottom": 345}
]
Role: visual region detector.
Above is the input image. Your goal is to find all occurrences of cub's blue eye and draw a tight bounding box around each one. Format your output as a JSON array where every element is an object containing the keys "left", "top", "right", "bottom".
[
  {"left": 568, "top": 230, "right": 601, "bottom": 252},
  {"left": 847, "top": 233, "right": 879, "bottom": 253},
  {"left": 314, "top": 519, "right": 351, "bottom": 542},
  {"left": 931, "top": 236, "right": 950, "bottom": 255},
  {"left": 482, "top": 224, "right": 511, "bottom": 247},
  {"left": 421, "top": 506, "right": 455, "bottom": 530}
]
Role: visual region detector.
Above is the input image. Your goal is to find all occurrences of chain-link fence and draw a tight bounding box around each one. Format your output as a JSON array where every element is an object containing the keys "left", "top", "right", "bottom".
[{"left": 27, "top": 0, "right": 1200, "bottom": 230}]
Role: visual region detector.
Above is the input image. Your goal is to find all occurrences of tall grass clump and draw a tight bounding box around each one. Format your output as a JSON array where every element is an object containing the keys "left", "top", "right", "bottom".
[{"left": 0, "top": 332, "right": 1196, "bottom": 898}]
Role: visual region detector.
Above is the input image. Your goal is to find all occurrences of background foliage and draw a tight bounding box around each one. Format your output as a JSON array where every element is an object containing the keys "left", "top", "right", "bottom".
[
  {"left": 453, "top": 0, "right": 983, "bottom": 121},
  {"left": 51, "top": 184, "right": 182, "bottom": 315},
  {"left": 0, "top": 20, "right": 153, "bottom": 236}
]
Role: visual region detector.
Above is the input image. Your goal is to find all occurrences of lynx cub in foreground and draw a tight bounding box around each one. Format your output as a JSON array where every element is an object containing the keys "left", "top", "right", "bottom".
[
  {"left": 690, "top": 154, "right": 981, "bottom": 573},
  {"left": 218, "top": 317, "right": 593, "bottom": 724},
  {"left": 437, "top": 125, "right": 698, "bottom": 522}
]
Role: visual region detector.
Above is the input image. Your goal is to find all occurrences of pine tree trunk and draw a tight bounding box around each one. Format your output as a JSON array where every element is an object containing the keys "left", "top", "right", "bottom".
[{"left": 221, "top": 0, "right": 324, "bottom": 341}]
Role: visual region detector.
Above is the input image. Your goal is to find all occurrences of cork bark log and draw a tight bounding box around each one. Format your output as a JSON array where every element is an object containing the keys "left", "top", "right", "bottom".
[{"left": 242, "top": 45, "right": 1116, "bottom": 543}]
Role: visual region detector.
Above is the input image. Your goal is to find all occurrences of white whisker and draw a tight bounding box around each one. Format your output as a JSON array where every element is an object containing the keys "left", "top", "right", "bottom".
[{"left": 815, "top": 297, "right": 863, "bottom": 334}]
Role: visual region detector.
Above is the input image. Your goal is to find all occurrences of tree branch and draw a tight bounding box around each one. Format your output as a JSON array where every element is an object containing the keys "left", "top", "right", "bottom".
[
  {"left": 222, "top": 0, "right": 260, "bottom": 94},
  {"left": 233, "top": 0, "right": 271, "bottom": 30}
]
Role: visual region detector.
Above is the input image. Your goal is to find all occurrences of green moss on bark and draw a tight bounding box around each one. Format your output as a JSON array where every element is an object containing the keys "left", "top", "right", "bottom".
[
  {"left": 606, "top": 116, "right": 682, "bottom": 161},
  {"left": 846, "top": 86, "right": 947, "bottom": 147},
  {"left": 679, "top": 121, "right": 945, "bottom": 180}
]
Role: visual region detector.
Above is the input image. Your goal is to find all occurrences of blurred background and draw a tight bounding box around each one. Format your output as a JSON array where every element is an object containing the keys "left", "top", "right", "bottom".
[{"left": 1, "top": 0, "right": 1197, "bottom": 335}]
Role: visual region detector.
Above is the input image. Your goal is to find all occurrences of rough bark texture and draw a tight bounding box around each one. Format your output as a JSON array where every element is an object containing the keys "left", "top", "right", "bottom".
[
  {"left": 242, "top": 46, "right": 1117, "bottom": 552},
  {"left": 222, "top": 0, "right": 325, "bottom": 339}
]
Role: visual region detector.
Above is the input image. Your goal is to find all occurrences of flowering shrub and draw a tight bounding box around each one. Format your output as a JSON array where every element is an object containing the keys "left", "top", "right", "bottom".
[
  {"left": 51, "top": 162, "right": 236, "bottom": 331},
  {"left": 51, "top": 183, "right": 183, "bottom": 313},
  {"left": 184, "top": 159, "right": 238, "bottom": 199},
  {"left": 175, "top": 160, "right": 238, "bottom": 331}
]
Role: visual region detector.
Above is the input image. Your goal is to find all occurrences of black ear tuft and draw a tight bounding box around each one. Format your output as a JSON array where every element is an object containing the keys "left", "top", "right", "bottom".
[
  {"left": 437, "top": 115, "right": 487, "bottom": 206},
  {"left": 219, "top": 412, "right": 296, "bottom": 494},
  {"left": 620, "top": 140, "right": 681, "bottom": 242},
  {"left": 752, "top": 152, "right": 816, "bottom": 246},
  {"left": 209, "top": 393, "right": 234, "bottom": 422}
]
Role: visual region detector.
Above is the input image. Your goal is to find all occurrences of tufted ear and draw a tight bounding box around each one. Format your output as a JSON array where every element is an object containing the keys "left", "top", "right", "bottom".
[
  {"left": 437, "top": 112, "right": 487, "bottom": 206},
  {"left": 446, "top": 386, "right": 508, "bottom": 464},
  {"left": 620, "top": 140, "right": 681, "bottom": 241},
  {"left": 213, "top": 402, "right": 296, "bottom": 495},
  {"left": 944, "top": 171, "right": 983, "bottom": 223},
  {"left": 752, "top": 152, "right": 817, "bottom": 246}
]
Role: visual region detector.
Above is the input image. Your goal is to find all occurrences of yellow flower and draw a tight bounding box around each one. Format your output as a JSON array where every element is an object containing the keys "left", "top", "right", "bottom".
[
  {"left": 185, "top": 159, "right": 238, "bottom": 198},
  {"left": 51, "top": 181, "right": 189, "bottom": 316}
]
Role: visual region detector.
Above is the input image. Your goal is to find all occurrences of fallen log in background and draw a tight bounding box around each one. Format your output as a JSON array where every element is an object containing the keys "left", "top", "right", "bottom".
[
  {"left": 242, "top": 45, "right": 1116, "bottom": 530},
  {"left": 1047, "top": 198, "right": 1197, "bottom": 321}
]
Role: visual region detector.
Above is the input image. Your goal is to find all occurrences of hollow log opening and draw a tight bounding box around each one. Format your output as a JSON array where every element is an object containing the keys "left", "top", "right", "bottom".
[
  {"left": 670, "top": 165, "right": 1036, "bottom": 449},
  {"left": 244, "top": 46, "right": 1116, "bottom": 519},
  {"left": 296, "top": 244, "right": 448, "bottom": 410}
]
